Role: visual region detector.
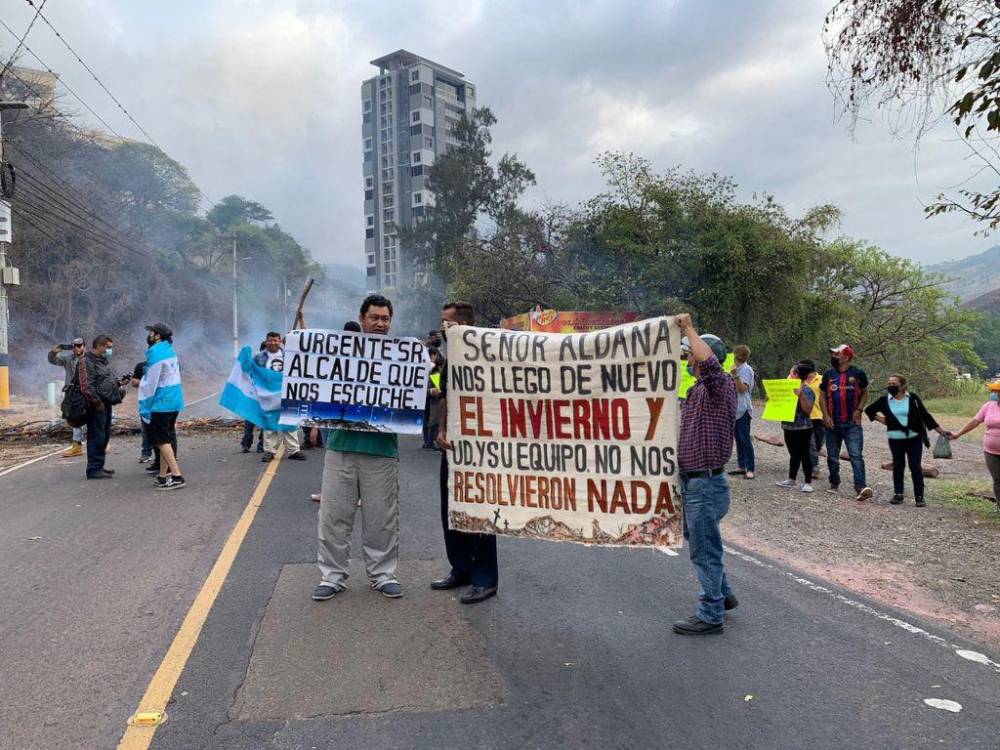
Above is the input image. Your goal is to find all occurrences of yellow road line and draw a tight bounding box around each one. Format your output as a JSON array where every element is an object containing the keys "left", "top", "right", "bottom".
[{"left": 117, "top": 446, "right": 284, "bottom": 750}]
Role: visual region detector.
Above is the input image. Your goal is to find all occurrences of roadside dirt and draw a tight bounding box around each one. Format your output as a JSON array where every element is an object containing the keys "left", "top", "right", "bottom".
[
  {"left": 725, "top": 416, "right": 1000, "bottom": 651},
  {"left": 0, "top": 378, "right": 222, "bottom": 471}
]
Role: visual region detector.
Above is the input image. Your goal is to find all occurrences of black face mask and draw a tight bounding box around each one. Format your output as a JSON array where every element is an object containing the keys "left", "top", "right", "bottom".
[
  {"left": 147, "top": 335, "right": 157, "bottom": 346},
  {"left": 887, "top": 385, "right": 901, "bottom": 396},
  {"left": 830, "top": 357, "right": 841, "bottom": 369}
]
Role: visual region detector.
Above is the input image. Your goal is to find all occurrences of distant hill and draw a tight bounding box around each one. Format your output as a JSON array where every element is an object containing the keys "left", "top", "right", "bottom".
[
  {"left": 964, "top": 287, "right": 1000, "bottom": 313},
  {"left": 926, "top": 245, "right": 1000, "bottom": 302}
]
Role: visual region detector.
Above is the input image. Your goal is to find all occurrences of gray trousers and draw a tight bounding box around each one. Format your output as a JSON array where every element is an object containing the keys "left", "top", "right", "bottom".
[
  {"left": 317, "top": 449, "right": 399, "bottom": 589},
  {"left": 985, "top": 452, "right": 1000, "bottom": 507},
  {"left": 264, "top": 429, "right": 300, "bottom": 454}
]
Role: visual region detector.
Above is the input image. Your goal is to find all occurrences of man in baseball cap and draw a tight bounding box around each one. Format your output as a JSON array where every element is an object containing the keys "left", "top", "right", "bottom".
[
  {"left": 145, "top": 322, "right": 173, "bottom": 339},
  {"left": 820, "top": 343, "right": 873, "bottom": 501},
  {"left": 49, "top": 337, "right": 88, "bottom": 456}
]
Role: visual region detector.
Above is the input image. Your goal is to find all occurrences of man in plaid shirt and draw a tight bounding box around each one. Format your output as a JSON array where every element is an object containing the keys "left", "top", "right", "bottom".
[{"left": 673, "top": 314, "right": 739, "bottom": 636}]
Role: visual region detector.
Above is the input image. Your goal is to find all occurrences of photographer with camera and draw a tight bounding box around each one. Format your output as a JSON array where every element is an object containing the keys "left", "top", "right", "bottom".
[{"left": 48, "top": 338, "right": 87, "bottom": 457}]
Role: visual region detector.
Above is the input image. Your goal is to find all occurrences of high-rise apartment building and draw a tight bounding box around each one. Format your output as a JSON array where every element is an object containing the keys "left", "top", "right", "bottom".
[{"left": 362, "top": 50, "right": 476, "bottom": 291}]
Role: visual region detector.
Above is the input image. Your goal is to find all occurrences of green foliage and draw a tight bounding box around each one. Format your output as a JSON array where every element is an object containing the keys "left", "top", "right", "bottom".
[
  {"left": 403, "top": 110, "right": 975, "bottom": 397},
  {"left": 399, "top": 106, "right": 538, "bottom": 330},
  {"left": 207, "top": 195, "right": 274, "bottom": 232},
  {"left": 0, "top": 91, "right": 319, "bottom": 372},
  {"left": 927, "top": 479, "right": 1000, "bottom": 523},
  {"left": 825, "top": 1, "right": 1000, "bottom": 232},
  {"left": 970, "top": 310, "right": 1000, "bottom": 375}
]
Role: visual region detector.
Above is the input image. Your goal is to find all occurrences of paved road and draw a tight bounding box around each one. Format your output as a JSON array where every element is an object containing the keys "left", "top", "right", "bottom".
[{"left": 1, "top": 435, "right": 998, "bottom": 750}]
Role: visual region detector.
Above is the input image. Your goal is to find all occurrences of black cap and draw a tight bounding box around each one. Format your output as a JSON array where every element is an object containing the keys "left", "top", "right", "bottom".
[{"left": 146, "top": 322, "right": 173, "bottom": 337}]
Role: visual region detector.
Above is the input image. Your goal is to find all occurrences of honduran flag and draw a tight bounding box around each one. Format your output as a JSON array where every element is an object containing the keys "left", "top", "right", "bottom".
[
  {"left": 138, "top": 340, "right": 185, "bottom": 421},
  {"left": 219, "top": 346, "right": 295, "bottom": 431}
]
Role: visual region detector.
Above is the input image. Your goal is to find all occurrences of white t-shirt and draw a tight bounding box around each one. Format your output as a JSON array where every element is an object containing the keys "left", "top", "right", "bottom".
[
  {"left": 265, "top": 349, "right": 284, "bottom": 373},
  {"left": 734, "top": 362, "right": 755, "bottom": 419}
]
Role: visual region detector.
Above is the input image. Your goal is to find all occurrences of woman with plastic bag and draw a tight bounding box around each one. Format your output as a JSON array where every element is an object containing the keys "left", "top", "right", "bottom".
[
  {"left": 948, "top": 378, "right": 1000, "bottom": 511},
  {"left": 865, "top": 375, "right": 950, "bottom": 507}
]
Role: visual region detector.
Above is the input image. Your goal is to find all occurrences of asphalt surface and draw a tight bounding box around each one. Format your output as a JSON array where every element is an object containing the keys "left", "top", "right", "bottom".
[{"left": 1, "top": 435, "right": 998, "bottom": 750}]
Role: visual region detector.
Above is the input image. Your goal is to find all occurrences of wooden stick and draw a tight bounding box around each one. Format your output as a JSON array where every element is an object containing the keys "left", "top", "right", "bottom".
[{"left": 292, "top": 277, "right": 315, "bottom": 330}]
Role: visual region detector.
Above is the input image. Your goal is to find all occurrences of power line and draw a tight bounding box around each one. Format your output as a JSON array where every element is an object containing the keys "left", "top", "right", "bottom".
[
  {"left": 17, "top": 173, "right": 146, "bottom": 258},
  {"left": 0, "top": 17, "right": 123, "bottom": 137},
  {"left": 0, "top": 0, "right": 46, "bottom": 85},
  {"left": 0, "top": 63, "right": 107, "bottom": 141},
  {"left": 26, "top": 0, "right": 161, "bottom": 148},
  {"left": 16, "top": 193, "right": 151, "bottom": 262},
  {"left": 24, "top": 0, "right": 215, "bottom": 209},
  {"left": 9, "top": 157, "right": 163, "bottom": 262},
  {"left": 14, "top": 206, "right": 61, "bottom": 244},
  {"left": 9, "top": 142, "right": 188, "bottom": 266},
  {"left": 6, "top": 142, "right": 147, "bottom": 247}
]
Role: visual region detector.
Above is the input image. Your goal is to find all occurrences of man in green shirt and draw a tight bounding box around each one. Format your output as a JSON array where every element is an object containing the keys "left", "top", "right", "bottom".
[{"left": 313, "top": 294, "right": 402, "bottom": 601}]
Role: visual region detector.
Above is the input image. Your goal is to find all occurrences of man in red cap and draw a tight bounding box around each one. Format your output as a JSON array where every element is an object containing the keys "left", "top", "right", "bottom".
[{"left": 820, "top": 344, "right": 873, "bottom": 501}]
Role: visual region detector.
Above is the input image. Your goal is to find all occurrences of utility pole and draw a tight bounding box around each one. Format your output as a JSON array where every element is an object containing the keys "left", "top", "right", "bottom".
[
  {"left": 231, "top": 233, "right": 238, "bottom": 358},
  {"left": 282, "top": 278, "right": 289, "bottom": 333},
  {"left": 0, "top": 101, "right": 29, "bottom": 410}
]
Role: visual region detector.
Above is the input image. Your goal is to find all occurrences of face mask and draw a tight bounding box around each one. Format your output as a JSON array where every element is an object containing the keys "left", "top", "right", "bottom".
[
  {"left": 887, "top": 385, "right": 900, "bottom": 396},
  {"left": 990, "top": 392, "right": 999, "bottom": 402},
  {"left": 104, "top": 348, "right": 113, "bottom": 360},
  {"left": 830, "top": 357, "right": 840, "bottom": 369},
  {"left": 147, "top": 335, "right": 156, "bottom": 346}
]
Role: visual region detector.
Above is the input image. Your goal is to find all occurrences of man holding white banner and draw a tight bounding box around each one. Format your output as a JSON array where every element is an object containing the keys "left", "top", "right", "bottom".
[
  {"left": 312, "top": 294, "right": 407, "bottom": 602},
  {"left": 432, "top": 301, "right": 498, "bottom": 604},
  {"left": 674, "top": 314, "right": 737, "bottom": 636}
]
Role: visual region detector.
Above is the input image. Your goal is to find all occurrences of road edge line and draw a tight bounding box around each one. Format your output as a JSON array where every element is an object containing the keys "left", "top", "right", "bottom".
[
  {"left": 117, "top": 446, "right": 284, "bottom": 749},
  {"left": 0, "top": 446, "right": 68, "bottom": 478}
]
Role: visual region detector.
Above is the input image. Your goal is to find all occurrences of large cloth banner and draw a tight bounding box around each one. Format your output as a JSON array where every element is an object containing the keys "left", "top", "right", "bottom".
[
  {"left": 446, "top": 316, "right": 683, "bottom": 548},
  {"left": 278, "top": 328, "right": 431, "bottom": 434}
]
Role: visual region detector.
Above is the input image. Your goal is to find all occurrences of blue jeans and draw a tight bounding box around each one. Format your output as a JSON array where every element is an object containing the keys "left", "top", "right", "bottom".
[
  {"left": 734, "top": 412, "right": 755, "bottom": 472},
  {"left": 85, "top": 406, "right": 112, "bottom": 477},
  {"left": 826, "top": 422, "right": 866, "bottom": 492},
  {"left": 681, "top": 473, "right": 734, "bottom": 625},
  {"left": 241, "top": 420, "right": 263, "bottom": 451},
  {"left": 140, "top": 420, "right": 152, "bottom": 458}
]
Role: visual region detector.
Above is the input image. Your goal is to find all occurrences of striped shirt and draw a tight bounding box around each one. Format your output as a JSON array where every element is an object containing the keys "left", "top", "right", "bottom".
[
  {"left": 678, "top": 355, "right": 736, "bottom": 472},
  {"left": 820, "top": 366, "right": 869, "bottom": 424}
]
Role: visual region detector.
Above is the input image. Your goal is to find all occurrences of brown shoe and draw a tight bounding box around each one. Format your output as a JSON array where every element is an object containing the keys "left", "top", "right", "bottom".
[{"left": 62, "top": 442, "right": 83, "bottom": 458}]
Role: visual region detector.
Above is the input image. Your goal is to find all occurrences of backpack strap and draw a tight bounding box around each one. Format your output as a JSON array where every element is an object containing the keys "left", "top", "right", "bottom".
[{"left": 77, "top": 357, "right": 97, "bottom": 405}]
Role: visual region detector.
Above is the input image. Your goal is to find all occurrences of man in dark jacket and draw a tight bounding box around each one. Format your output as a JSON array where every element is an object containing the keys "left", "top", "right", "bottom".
[{"left": 78, "top": 334, "right": 126, "bottom": 479}]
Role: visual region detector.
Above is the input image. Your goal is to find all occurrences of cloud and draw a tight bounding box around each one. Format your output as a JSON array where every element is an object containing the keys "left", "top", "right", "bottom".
[{"left": 4, "top": 0, "right": 995, "bottom": 271}]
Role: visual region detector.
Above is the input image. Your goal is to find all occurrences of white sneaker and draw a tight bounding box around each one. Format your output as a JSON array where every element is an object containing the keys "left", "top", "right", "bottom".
[
  {"left": 775, "top": 479, "right": 796, "bottom": 488},
  {"left": 855, "top": 487, "right": 873, "bottom": 502},
  {"left": 801, "top": 483, "right": 814, "bottom": 493}
]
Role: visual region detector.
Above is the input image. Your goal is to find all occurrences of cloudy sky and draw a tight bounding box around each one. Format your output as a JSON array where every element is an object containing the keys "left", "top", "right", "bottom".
[{"left": 3, "top": 0, "right": 995, "bottom": 270}]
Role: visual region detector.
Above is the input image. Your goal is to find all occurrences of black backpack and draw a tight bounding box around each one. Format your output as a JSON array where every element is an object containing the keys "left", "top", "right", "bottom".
[{"left": 61, "top": 362, "right": 90, "bottom": 427}]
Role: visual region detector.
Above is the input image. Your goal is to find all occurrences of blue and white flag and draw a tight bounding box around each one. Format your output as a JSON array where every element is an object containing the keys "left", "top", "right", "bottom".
[
  {"left": 220, "top": 346, "right": 295, "bottom": 431},
  {"left": 138, "top": 340, "right": 185, "bottom": 421}
]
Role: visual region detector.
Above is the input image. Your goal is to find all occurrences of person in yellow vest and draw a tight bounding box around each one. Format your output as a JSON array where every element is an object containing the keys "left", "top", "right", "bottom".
[{"left": 423, "top": 347, "right": 445, "bottom": 449}]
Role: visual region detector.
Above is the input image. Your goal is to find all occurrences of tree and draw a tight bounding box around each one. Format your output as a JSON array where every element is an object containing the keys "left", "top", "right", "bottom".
[
  {"left": 825, "top": 1, "right": 1000, "bottom": 231},
  {"left": 571, "top": 152, "right": 840, "bottom": 373},
  {"left": 207, "top": 195, "right": 274, "bottom": 232},
  {"left": 399, "top": 107, "right": 537, "bottom": 328}
]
